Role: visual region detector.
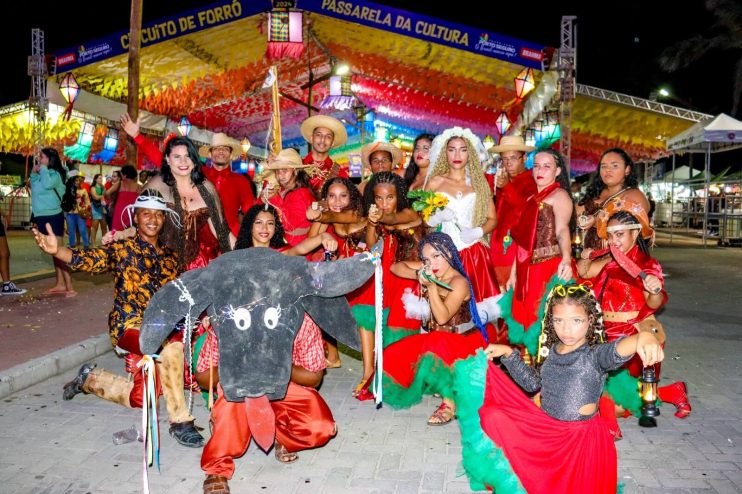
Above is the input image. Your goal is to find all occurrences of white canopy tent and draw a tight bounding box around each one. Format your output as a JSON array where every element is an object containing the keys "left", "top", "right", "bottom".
[{"left": 665, "top": 113, "right": 742, "bottom": 246}]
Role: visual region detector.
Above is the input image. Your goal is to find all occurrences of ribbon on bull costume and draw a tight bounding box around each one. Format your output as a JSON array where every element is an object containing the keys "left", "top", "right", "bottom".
[
  {"left": 137, "top": 354, "right": 160, "bottom": 494},
  {"left": 369, "top": 250, "right": 384, "bottom": 406}
]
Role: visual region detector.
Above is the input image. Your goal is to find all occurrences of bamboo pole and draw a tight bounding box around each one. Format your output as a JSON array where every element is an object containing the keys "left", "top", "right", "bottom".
[{"left": 270, "top": 66, "right": 282, "bottom": 155}]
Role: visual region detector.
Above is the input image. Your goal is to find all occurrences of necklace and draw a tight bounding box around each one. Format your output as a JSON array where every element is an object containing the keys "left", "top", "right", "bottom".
[{"left": 600, "top": 187, "right": 628, "bottom": 207}]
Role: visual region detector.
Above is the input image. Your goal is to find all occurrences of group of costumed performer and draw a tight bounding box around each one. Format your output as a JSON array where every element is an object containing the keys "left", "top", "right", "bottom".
[
  {"left": 33, "top": 192, "right": 206, "bottom": 447},
  {"left": 577, "top": 198, "right": 691, "bottom": 432},
  {"left": 452, "top": 283, "right": 665, "bottom": 493}
]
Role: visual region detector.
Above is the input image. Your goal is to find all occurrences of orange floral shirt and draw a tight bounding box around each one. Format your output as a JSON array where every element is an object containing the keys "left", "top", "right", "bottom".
[{"left": 69, "top": 236, "right": 179, "bottom": 347}]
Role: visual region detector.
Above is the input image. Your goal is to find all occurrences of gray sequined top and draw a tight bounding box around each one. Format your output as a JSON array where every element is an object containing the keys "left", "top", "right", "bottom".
[{"left": 501, "top": 339, "right": 631, "bottom": 422}]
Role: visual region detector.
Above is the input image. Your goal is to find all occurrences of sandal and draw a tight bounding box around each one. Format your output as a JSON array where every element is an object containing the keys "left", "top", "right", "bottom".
[
  {"left": 44, "top": 287, "right": 67, "bottom": 295},
  {"left": 65, "top": 290, "right": 78, "bottom": 298},
  {"left": 325, "top": 358, "right": 342, "bottom": 369},
  {"left": 274, "top": 440, "right": 298, "bottom": 463},
  {"left": 203, "top": 474, "right": 230, "bottom": 494},
  {"left": 427, "top": 401, "right": 455, "bottom": 426},
  {"left": 352, "top": 375, "right": 372, "bottom": 398}
]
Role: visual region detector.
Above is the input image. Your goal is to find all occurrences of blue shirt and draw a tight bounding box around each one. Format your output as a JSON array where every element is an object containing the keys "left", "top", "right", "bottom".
[{"left": 30, "top": 167, "right": 65, "bottom": 216}]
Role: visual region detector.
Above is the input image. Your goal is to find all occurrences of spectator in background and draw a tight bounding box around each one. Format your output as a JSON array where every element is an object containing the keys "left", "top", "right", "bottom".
[
  {"left": 89, "top": 174, "right": 108, "bottom": 245},
  {"left": 104, "top": 170, "right": 122, "bottom": 230},
  {"left": 30, "top": 147, "right": 74, "bottom": 296},
  {"left": 0, "top": 199, "right": 27, "bottom": 295},
  {"left": 139, "top": 169, "right": 151, "bottom": 187},
  {"left": 105, "top": 165, "right": 141, "bottom": 231},
  {"left": 64, "top": 171, "right": 91, "bottom": 254},
  {"left": 647, "top": 192, "right": 656, "bottom": 224}
]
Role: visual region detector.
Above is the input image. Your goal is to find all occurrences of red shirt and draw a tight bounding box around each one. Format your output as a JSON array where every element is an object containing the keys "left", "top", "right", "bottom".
[
  {"left": 203, "top": 166, "right": 256, "bottom": 236},
  {"left": 267, "top": 186, "right": 315, "bottom": 246},
  {"left": 302, "top": 154, "right": 348, "bottom": 193},
  {"left": 494, "top": 171, "right": 538, "bottom": 243}
]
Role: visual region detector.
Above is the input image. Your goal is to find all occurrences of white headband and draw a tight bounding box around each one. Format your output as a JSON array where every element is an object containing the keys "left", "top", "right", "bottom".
[
  {"left": 120, "top": 195, "right": 182, "bottom": 229},
  {"left": 606, "top": 224, "right": 642, "bottom": 233}
]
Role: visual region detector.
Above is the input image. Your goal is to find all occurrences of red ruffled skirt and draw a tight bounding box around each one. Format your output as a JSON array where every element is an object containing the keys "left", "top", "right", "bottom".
[
  {"left": 382, "top": 327, "right": 495, "bottom": 406},
  {"left": 511, "top": 256, "right": 561, "bottom": 331},
  {"left": 478, "top": 363, "right": 617, "bottom": 493}
]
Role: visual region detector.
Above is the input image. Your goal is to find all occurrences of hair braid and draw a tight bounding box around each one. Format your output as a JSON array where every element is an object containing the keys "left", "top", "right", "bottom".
[{"left": 418, "top": 232, "right": 488, "bottom": 343}]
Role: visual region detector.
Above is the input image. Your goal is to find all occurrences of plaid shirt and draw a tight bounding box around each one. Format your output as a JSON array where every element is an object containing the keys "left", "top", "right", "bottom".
[
  {"left": 69, "top": 236, "right": 179, "bottom": 347},
  {"left": 196, "top": 313, "right": 326, "bottom": 374}
]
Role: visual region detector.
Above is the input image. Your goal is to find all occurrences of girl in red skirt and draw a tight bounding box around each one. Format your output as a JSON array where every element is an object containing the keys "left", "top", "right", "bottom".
[{"left": 454, "top": 283, "right": 664, "bottom": 493}]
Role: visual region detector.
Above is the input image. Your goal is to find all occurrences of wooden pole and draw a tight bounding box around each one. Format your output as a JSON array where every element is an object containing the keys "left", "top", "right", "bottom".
[
  {"left": 126, "top": 0, "right": 143, "bottom": 168},
  {"left": 270, "top": 66, "right": 282, "bottom": 155}
]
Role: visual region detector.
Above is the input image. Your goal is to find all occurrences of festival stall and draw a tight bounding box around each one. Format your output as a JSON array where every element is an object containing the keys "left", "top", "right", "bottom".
[{"left": 666, "top": 113, "right": 742, "bottom": 245}]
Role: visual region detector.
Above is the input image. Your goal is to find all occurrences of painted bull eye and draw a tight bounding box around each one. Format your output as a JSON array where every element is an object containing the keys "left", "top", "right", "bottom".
[
  {"left": 233, "top": 307, "right": 252, "bottom": 330},
  {"left": 263, "top": 306, "right": 281, "bottom": 329}
]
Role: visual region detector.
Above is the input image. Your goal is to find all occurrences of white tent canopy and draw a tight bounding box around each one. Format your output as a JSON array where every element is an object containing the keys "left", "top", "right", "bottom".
[
  {"left": 661, "top": 165, "right": 701, "bottom": 182},
  {"left": 666, "top": 113, "right": 742, "bottom": 153},
  {"left": 665, "top": 113, "right": 742, "bottom": 246}
]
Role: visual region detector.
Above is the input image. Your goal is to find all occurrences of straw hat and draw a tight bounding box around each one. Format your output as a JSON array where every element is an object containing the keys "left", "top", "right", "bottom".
[
  {"left": 199, "top": 132, "right": 242, "bottom": 161},
  {"left": 263, "top": 148, "right": 313, "bottom": 170},
  {"left": 361, "top": 141, "right": 403, "bottom": 168},
  {"left": 300, "top": 115, "right": 348, "bottom": 148},
  {"left": 489, "top": 135, "right": 535, "bottom": 153}
]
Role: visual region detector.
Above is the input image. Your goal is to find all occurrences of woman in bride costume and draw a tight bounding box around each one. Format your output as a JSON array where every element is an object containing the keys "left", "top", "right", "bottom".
[{"left": 422, "top": 127, "right": 501, "bottom": 331}]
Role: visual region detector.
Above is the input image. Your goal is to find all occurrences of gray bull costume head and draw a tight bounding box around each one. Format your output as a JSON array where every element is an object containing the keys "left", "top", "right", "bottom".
[{"left": 139, "top": 247, "right": 376, "bottom": 451}]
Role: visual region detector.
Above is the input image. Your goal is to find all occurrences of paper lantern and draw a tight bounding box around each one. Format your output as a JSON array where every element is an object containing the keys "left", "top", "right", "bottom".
[
  {"left": 320, "top": 74, "right": 356, "bottom": 110},
  {"left": 514, "top": 68, "right": 535, "bottom": 99},
  {"left": 495, "top": 112, "right": 511, "bottom": 136},
  {"left": 240, "top": 137, "right": 251, "bottom": 157},
  {"left": 59, "top": 73, "right": 80, "bottom": 121},
  {"left": 64, "top": 122, "right": 96, "bottom": 162},
  {"left": 177, "top": 116, "right": 192, "bottom": 136},
  {"left": 267, "top": 11, "right": 304, "bottom": 59}
]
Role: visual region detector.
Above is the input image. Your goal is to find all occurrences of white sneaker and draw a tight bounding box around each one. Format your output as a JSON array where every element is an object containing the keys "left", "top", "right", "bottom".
[{"left": 1, "top": 281, "right": 27, "bottom": 296}]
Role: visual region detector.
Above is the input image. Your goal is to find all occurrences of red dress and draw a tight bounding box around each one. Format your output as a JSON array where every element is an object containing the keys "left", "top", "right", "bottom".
[
  {"left": 588, "top": 245, "right": 668, "bottom": 415},
  {"left": 505, "top": 183, "right": 566, "bottom": 355},
  {"left": 452, "top": 351, "right": 619, "bottom": 494}
]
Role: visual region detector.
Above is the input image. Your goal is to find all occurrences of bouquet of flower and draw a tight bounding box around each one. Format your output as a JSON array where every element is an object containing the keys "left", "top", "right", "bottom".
[{"left": 407, "top": 190, "right": 449, "bottom": 222}]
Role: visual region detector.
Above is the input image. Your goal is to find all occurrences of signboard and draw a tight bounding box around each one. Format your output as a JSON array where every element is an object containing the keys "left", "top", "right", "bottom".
[
  {"left": 54, "top": 0, "right": 272, "bottom": 72},
  {"left": 300, "top": 0, "right": 548, "bottom": 69},
  {"left": 0, "top": 175, "right": 21, "bottom": 186}
]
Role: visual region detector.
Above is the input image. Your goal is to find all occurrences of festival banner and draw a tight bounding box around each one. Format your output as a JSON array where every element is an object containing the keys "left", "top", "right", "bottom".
[
  {"left": 300, "top": 0, "right": 548, "bottom": 69},
  {"left": 53, "top": 0, "right": 272, "bottom": 72}
]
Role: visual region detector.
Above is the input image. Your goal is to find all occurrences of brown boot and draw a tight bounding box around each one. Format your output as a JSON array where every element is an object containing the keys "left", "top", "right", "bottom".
[
  {"left": 158, "top": 341, "right": 194, "bottom": 424},
  {"left": 82, "top": 368, "right": 134, "bottom": 407},
  {"left": 203, "top": 474, "right": 230, "bottom": 494}
]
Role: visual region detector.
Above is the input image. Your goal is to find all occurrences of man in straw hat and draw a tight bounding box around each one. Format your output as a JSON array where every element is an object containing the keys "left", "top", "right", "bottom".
[
  {"left": 299, "top": 115, "right": 349, "bottom": 193},
  {"left": 199, "top": 133, "right": 256, "bottom": 236},
  {"left": 358, "top": 141, "right": 403, "bottom": 193},
  {"left": 262, "top": 148, "right": 316, "bottom": 246},
  {"left": 120, "top": 113, "right": 255, "bottom": 236},
  {"left": 32, "top": 191, "right": 206, "bottom": 448},
  {"left": 489, "top": 135, "right": 537, "bottom": 289}
]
